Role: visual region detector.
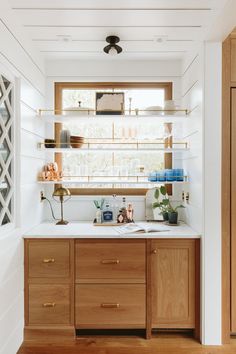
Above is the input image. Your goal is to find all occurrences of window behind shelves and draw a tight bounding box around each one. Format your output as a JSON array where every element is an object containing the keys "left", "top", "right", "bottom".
[{"left": 54, "top": 82, "right": 172, "bottom": 195}]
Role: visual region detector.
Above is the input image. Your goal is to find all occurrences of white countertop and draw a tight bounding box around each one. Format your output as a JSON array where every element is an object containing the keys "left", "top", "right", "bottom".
[{"left": 24, "top": 221, "right": 200, "bottom": 239}]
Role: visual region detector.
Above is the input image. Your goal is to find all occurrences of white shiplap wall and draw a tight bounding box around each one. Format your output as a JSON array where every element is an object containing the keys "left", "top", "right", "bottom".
[
  {"left": 181, "top": 51, "right": 203, "bottom": 233},
  {"left": 180, "top": 43, "right": 222, "bottom": 345},
  {"left": 0, "top": 18, "right": 45, "bottom": 354}
]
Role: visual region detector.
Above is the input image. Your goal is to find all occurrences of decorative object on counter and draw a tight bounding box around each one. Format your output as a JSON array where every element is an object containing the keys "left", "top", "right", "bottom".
[
  {"left": 145, "top": 188, "right": 159, "bottom": 221},
  {"left": 96, "top": 92, "right": 124, "bottom": 115},
  {"left": 60, "top": 129, "right": 71, "bottom": 148},
  {"left": 93, "top": 198, "right": 105, "bottom": 210},
  {"left": 166, "top": 203, "right": 185, "bottom": 225},
  {"left": 95, "top": 206, "right": 102, "bottom": 224},
  {"left": 70, "top": 135, "right": 84, "bottom": 148},
  {"left": 39, "top": 162, "right": 62, "bottom": 181},
  {"left": 152, "top": 185, "right": 185, "bottom": 224},
  {"left": 44, "top": 138, "right": 56, "bottom": 148},
  {"left": 117, "top": 197, "right": 129, "bottom": 223},
  {"left": 102, "top": 203, "right": 113, "bottom": 222},
  {"left": 52, "top": 187, "right": 71, "bottom": 225},
  {"left": 152, "top": 186, "right": 170, "bottom": 221},
  {"left": 93, "top": 198, "right": 105, "bottom": 223},
  {"left": 127, "top": 203, "right": 134, "bottom": 223}
]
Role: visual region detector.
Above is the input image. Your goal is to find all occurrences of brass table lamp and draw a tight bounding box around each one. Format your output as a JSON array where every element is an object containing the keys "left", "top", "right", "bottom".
[{"left": 52, "top": 187, "right": 71, "bottom": 225}]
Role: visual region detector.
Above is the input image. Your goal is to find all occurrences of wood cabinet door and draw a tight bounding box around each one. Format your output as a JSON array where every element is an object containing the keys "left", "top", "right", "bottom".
[{"left": 151, "top": 240, "right": 196, "bottom": 328}]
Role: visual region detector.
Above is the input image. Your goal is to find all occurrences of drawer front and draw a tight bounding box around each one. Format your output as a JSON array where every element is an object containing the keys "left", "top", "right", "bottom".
[
  {"left": 28, "top": 240, "right": 70, "bottom": 278},
  {"left": 75, "top": 284, "right": 146, "bottom": 328},
  {"left": 28, "top": 284, "right": 71, "bottom": 325},
  {"left": 76, "top": 241, "right": 146, "bottom": 282}
]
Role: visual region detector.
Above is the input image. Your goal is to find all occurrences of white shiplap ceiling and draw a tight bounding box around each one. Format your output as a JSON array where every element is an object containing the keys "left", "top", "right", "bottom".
[{"left": 8, "top": 0, "right": 229, "bottom": 60}]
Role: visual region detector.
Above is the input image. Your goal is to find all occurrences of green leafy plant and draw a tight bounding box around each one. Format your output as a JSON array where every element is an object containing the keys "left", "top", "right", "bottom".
[
  {"left": 93, "top": 198, "right": 105, "bottom": 209},
  {"left": 167, "top": 204, "right": 185, "bottom": 213},
  {"left": 152, "top": 186, "right": 185, "bottom": 214},
  {"left": 152, "top": 186, "right": 170, "bottom": 215}
]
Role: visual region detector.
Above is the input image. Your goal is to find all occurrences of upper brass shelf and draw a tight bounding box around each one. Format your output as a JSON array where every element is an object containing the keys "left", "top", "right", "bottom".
[{"left": 37, "top": 108, "right": 189, "bottom": 117}]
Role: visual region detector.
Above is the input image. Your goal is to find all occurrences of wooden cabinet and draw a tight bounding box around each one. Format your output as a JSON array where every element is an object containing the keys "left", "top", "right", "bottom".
[
  {"left": 75, "top": 240, "right": 146, "bottom": 330},
  {"left": 24, "top": 239, "right": 74, "bottom": 327},
  {"left": 150, "top": 239, "right": 198, "bottom": 329},
  {"left": 24, "top": 237, "right": 199, "bottom": 337}
]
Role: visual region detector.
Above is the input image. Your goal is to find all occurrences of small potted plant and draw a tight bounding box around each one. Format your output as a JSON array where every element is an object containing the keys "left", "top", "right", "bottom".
[
  {"left": 167, "top": 204, "right": 185, "bottom": 224},
  {"left": 152, "top": 186, "right": 170, "bottom": 221}
]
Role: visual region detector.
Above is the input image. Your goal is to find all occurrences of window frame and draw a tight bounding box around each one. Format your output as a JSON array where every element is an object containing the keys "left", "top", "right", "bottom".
[{"left": 54, "top": 82, "right": 173, "bottom": 196}]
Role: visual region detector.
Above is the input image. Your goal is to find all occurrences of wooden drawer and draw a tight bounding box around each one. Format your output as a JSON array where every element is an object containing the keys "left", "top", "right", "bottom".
[
  {"left": 28, "top": 284, "right": 71, "bottom": 325},
  {"left": 27, "top": 240, "right": 71, "bottom": 279},
  {"left": 75, "top": 240, "right": 146, "bottom": 283},
  {"left": 75, "top": 284, "right": 146, "bottom": 328}
]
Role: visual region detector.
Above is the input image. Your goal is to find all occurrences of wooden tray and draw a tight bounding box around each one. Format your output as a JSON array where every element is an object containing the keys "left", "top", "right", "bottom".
[{"left": 93, "top": 223, "right": 121, "bottom": 227}]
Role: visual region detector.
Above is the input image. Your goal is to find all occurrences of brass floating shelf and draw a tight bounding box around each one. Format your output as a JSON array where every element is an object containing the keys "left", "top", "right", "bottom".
[
  {"left": 37, "top": 108, "right": 189, "bottom": 117},
  {"left": 38, "top": 139, "right": 188, "bottom": 152},
  {"left": 37, "top": 179, "right": 188, "bottom": 186}
]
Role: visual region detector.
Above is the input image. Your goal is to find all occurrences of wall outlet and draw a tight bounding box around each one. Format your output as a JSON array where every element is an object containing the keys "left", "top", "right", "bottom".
[{"left": 40, "top": 191, "right": 45, "bottom": 202}]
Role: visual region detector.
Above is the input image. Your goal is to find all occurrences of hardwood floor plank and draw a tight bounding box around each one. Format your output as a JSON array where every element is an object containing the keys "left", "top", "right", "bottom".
[{"left": 17, "top": 333, "right": 236, "bottom": 354}]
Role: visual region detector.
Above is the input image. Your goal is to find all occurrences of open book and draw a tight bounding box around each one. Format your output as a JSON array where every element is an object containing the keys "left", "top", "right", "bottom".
[{"left": 116, "top": 222, "right": 170, "bottom": 234}]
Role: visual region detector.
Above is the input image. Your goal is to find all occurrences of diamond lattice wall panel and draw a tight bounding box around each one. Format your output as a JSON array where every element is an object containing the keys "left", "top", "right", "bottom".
[{"left": 0, "top": 75, "right": 14, "bottom": 226}]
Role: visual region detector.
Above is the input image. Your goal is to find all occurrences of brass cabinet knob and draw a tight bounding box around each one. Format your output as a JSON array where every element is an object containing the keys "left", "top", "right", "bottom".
[
  {"left": 152, "top": 249, "right": 157, "bottom": 254},
  {"left": 43, "top": 258, "right": 55, "bottom": 263},
  {"left": 101, "top": 303, "right": 120, "bottom": 308},
  {"left": 43, "top": 302, "right": 56, "bottom": 308},
  {"left": 101, "top": 259, "right": 120, "bottom": 264}
]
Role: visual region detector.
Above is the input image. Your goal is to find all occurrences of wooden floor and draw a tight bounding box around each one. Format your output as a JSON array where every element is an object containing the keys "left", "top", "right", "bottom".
[{"left": 17, "top": 331, "right": 236, "bottom": 354}]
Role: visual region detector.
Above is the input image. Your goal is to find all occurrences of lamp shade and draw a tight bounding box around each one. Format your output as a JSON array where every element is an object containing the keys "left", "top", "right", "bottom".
[{"left": 53, "top": 187, "right": 71, "bottom": 198}]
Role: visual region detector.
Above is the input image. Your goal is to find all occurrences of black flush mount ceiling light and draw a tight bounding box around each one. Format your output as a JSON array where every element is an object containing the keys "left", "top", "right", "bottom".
[{"left": 103, "top": 36, "right": 122, "bottom": 56}]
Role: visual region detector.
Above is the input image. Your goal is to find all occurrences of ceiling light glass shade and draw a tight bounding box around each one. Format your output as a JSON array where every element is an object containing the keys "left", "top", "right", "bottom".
[
  {"left": 103, "top": 36, "right": 122, "bottom": 55},
  {"left": 103, "top": 44, "right": 122, "bottom": 55}
]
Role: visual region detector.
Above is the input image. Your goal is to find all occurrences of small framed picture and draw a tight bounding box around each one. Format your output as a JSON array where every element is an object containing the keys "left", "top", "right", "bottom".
[{"left": 96, "top": 92, "right": 124, "bottom": 115}]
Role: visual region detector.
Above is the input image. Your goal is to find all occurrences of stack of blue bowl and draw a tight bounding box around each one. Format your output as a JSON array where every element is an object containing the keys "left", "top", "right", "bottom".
[{"left": 148, "top": 169, "right": 184, "bottom": 182}]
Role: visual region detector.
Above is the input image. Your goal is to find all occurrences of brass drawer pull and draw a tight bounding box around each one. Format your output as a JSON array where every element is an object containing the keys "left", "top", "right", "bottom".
[
  {"left": 152, "top": 249, "right": 157, "bottom": 254},
  {"left": 42, "top": 302, "right": 56, "bottom": 308},
  {"left": 43, "top": 258, "right": 55, "bottom": 263},
  {"left": 101, "top": 259, "right": 120, "bottom": 265},
  {"left": 101, "top": 303, "right": 120, "bottom": 309}
]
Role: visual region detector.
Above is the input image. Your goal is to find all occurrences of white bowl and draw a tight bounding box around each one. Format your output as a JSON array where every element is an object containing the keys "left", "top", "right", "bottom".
[{"left": 143, "top": 106, "right": 164, "bottom": 116}]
